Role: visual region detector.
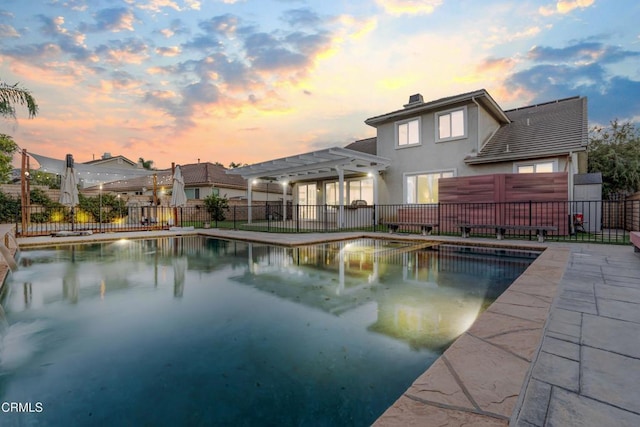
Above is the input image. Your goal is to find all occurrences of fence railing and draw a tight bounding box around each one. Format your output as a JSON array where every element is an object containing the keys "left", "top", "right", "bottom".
[{"left": 13, "top": 200, "right": 640, "bottom": 244}]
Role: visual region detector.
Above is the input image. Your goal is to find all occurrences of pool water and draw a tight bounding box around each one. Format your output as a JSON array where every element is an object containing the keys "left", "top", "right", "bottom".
[{"left": 0, "top": 237, "right": 537, "bottom": 426}]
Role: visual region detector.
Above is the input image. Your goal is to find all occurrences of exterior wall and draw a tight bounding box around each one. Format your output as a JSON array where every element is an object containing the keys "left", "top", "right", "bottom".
[{"left": 374, "top": 101, "right": 502, "bottom": 205}]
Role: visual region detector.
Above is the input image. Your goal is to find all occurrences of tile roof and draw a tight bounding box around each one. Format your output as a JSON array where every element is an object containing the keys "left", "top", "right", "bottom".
[
  {"left": 344, "top": 137, "right": 377, "bottom": 155},
  {"left": 97, "top": 162, "right": 273, "bottom": 193},
  {"left": 466, "top": 96, "right": 588, "bottom": 164}
]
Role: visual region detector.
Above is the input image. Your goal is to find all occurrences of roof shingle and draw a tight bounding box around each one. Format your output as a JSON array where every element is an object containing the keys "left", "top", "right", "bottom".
[{"left": 467, "top": 96, "right": 588, "bottom": 164}]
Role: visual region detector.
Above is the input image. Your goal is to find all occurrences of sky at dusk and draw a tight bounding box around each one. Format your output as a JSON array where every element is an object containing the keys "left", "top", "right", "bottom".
[{"left": 1, "top": 0, "right": 639, "bottom": 170}]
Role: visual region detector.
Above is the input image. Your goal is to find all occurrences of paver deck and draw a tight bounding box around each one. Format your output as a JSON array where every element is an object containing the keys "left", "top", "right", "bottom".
[
  {"left": 3, "top": 227, "right": 640, "bottom": 426},
  {"left": 512, "top": 244, "right": 640, "bottom": 427}
]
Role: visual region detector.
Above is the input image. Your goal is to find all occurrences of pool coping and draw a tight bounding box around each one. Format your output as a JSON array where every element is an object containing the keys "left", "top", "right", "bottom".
[{"left": 4, "top": 227, "right": 570, "bottom": 426}]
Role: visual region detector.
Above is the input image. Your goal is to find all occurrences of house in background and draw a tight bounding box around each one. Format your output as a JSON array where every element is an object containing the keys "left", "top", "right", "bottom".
[
  {"left": 228, "top": 89, "right": 588, "bottom": 227},
  {"left": 96, "top": 161, "right": 282, "bottom": 204},
  {"left": 84, "top": 153, "right": 140, "bottom": 169}
]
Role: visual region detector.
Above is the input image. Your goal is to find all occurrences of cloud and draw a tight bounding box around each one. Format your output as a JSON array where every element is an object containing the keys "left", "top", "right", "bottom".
[
  {"left": 198, "top": 14, "right": 239, "bottom": 36},
  {"left": 539, "top": 0, "right": 595, "bottom": 16},
  {"left": 507, "top": 64, "right": 640, "bottom": 123},
  {"left": 91, "top": 7, "right": 136, "bottom": 32},
  {"left": 528, "top": 42, "right": 640, "bottom": 65},
  {"left": 476, "top": 57, "right": 517, "bottom": 74},
  {"left": 94, "top": 38, "right": 150, "bottom": 65},
  {"left": 0, "top": 23, "right": 19, "bottom": 38},
  {"left": 158, "top": 19, "right": 190, "bottom": 38},
  {"left": 484, "top": 25, "right": 545, "bottom": 49},
  {"left": 375, "top": 0, "right": 443, "bottom": 15},
  {"left": 244, "top": 30, "right": 331, "bottom": 71},
  {"left": 49, "top": 0, "right": 89, "bottom": 12},
  {"left": 155, "top": 46, "right": 181, "bottom": 56},
  {"left": 281, "top": 8, "right": 322, "bottom": 28}
]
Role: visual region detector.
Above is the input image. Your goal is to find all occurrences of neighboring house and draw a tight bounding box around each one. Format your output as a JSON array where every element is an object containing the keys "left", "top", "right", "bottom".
[
  {"left": 97, "top": 162, "right": 282, "bottom": 202},
  {"left": 228, "top": 89, "right": 588, "bottom": 224},
  {"left": 84, "top": 153, "right": 140, "bottom": 170}
]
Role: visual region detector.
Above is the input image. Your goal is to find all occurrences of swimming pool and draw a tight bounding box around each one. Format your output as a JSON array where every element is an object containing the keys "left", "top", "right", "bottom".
[{"left": 0, "top": 237, "right": 538, "bottom": 426}]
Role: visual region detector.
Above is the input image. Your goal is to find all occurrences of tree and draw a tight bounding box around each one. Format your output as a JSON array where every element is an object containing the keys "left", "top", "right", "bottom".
[
  {"left": 0, "top": 134, "right": 18, "bottom": 183},
  {"left": 138, "top": 157, "right": 155, "bottom": 170},
  {"left": 228, "top": 161, "right": 246, "bottom": 169},
  {"left": 0, "top": 81, "right": 38, "bottom": 119},
  {"left": 204, "top": 193, "right": 229, "bottom": 222},
  {"left": 588, "top": 119, "right": 640, "bottom": 199},
  {"left": 1, "top": 81, "right": 38, "bottom": 184},
  {"left": 28, "top": 170, "right": 61, "bottom": 189}
]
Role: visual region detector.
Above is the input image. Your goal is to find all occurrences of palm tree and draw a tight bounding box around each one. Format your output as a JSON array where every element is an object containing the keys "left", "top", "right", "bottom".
[
  {"left": 0, "top": 81, "right": 38, "bottom": 119},
  {"left": 138, "top": 157, "right": 155, "bottom": 170}
]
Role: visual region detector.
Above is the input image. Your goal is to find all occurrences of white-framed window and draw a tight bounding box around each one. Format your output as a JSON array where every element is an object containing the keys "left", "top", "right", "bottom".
[
  {"left": 436, "top": 107, "right": 466, "bottom": 142},
  {"left": 396, "top": 118, "right": 421, "bottom": 147},
  {"left": 405, "top": 170, "right": 455, "bottom": 204},
  {"left": 325, "top": 178, "right": 374, "bottom": 205},
  {"left": 514, "top": 160, "right": 557, "bottom": 174}
]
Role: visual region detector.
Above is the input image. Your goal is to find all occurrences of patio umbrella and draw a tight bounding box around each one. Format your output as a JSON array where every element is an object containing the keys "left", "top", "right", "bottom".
[
  {"left": 170, "top": 165, "right": 187, "bottom": 226},
  {"left": 59, "top": 167, "right": 79, "bottom": 207},
  {"left": 59, "top": 155, "right": 79, "bottom": 230}
]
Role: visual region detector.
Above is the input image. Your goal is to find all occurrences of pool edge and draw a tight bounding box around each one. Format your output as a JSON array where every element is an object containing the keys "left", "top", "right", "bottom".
[{"left": 372, "top": 245, "right": 571, "bottom": 426}]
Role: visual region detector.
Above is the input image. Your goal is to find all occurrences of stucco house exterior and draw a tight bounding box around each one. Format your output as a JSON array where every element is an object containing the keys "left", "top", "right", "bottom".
[
  {"left": 228, "top": 89, "right": 588, "bottom": 225},
  {"left": 361, "top": 89, "right": 588, "bottom": 205}
]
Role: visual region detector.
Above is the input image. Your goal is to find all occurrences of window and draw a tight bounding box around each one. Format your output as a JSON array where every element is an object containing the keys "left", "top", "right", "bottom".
[
  {"left": 349, "top": 179, "right": 373, "bottom": 204},
  {"left": 185, "top": 188, "right": 203, "bottom": 199},
  {"left": 325, "top": 178, "right": 373, "bottom": 205},
  {"left": 436, "top": 108, "right": 465, "bottom": 141},
  {"left": 515, "top": 160, "right": 556, "bottom": 174},
  {"left": 396, "top": 118, "right": 420, "bottom": 147},
  {"left": 405, "top": 171, "right": 454, "bottom": 204}
]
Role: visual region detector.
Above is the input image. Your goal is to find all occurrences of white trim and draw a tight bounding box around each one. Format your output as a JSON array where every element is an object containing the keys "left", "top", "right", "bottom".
[
  {"left": 513, "top": 158, "right": 558, "bottom": 173},
  {"left": 403, "top": 168, "right": 457, "bottom": 204},
  {"left": 395, "top": 117, "right": 422, "bottom": 148},
  {"left": 435, "top": 106, "right": 467, "bottom": 142}
]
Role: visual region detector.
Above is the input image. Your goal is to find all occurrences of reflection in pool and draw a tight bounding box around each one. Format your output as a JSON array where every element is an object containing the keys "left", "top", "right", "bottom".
[{"left": 0, "top": 237, "right": 538, "bottom": 426}]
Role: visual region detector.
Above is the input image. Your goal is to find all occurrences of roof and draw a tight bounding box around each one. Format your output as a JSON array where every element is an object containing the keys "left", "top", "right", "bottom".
[
  {"left": 466, "top": 96, "right": 588, "bottom": 164},
  {"left": 344, "top": 137, "right": 377, "bottom": 155},
  {"left": 96, "top": 162, "right": 272, "bottom": 193},
  {"left": 364, "top": 89, "right": 510, "bottom": 126},
  {"left": 84, "top": 154, "right": 138, "bottom": 168},
  {"left": 226, "top": 147, "right": 391, "bottom": 181},
  {"left": 574, "top": 172, "right": 602, "bottom": 185}
]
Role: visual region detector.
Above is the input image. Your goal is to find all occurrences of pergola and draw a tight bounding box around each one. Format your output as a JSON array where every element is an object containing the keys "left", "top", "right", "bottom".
[{"left": 226, "top": 147, "right": 391, "bottom": 227}]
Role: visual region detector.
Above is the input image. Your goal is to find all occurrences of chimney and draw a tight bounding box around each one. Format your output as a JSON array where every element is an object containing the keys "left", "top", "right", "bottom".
[
  {"left": 102, "top": 152, "right": 112, "bottom": 159},
  {"left": 404, "top": 93, "right": 424, "bottom": 108}
]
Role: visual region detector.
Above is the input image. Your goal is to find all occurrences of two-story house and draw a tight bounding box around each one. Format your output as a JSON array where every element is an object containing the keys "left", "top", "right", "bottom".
[
  {"left": 228, "top": 89, "right": 588, "bottom": 226},
  {"left": 363, "top": 89, "right": 587, "bottom": 205}
]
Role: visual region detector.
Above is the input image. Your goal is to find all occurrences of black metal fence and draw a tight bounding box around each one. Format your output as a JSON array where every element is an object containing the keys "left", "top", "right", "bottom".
[{"left": 14, "top": 200, "right": 640, "bottom": 244}]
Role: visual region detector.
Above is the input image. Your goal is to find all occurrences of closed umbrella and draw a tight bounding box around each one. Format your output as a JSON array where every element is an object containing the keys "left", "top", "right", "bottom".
[
  {"left": 59, "top": 167, "right": 79, "bottom": 207},
  {"left": 170, "top": 165, "right": 187, "bottom": 226},
  {"left": 59, "top": 155, "right": 79, "bottom": 230}
]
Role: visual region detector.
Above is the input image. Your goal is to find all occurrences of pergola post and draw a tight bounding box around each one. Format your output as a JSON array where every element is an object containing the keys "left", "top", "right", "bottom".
[
  {"left": 337, "top": 166, "right": 344, "bottom": 228},
  {"left": 282, "top": 182, "right": 287, "bottom": 221},
  {"left": 372, "top": 172, "right": 379, "bottom": 226},
  {"left": 247, "top": 179, "right": 253, "bottom": 224}
]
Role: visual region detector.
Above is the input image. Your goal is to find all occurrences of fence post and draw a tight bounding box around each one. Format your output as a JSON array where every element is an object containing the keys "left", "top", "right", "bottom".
[
  {"left": 372, "top": 204, "right": 376, "bottom": 231},
  {"left": 267, "top": 203, "right": 271, "bottom": 231},
  {"left": 296, "top": 204, "right": 299, "bottom": 233}
]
